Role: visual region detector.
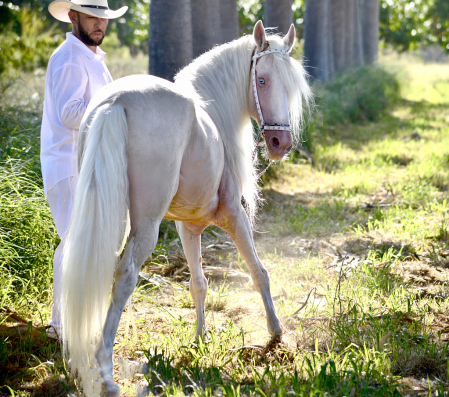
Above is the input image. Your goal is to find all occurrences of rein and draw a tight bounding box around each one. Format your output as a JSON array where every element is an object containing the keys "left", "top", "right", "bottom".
[{"left": 250, "top": 47, "right": 292, "bottom": 178}]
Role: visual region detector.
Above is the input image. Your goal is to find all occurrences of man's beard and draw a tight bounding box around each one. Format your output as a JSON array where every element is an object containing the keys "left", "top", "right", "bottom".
[{"left": 78, "top": 21, "right": 105, "bottom": 46}]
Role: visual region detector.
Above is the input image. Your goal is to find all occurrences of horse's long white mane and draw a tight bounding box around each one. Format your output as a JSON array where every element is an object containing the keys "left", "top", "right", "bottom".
[{"left": 175, "top": 34, "right": 312, "bottom": 224}]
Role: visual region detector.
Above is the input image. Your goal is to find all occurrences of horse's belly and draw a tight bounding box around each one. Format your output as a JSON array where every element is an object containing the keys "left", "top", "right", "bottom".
[{"left": 164, "top": 192, "right": 219, "bottom": 222}]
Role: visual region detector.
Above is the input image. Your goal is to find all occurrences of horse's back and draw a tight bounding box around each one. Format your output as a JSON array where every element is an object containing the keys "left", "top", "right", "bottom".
[
  {"left": 79, "top": 74, "right": 197, "bottom": 161},
  {"left": 86, "top": 74, "right": 196, "bottom": 129}
]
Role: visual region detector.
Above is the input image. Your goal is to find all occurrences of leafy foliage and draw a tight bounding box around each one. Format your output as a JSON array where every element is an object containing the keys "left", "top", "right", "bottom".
[
  {"left": 380, "top": 0, "right": 449, "bottom": 53},
  {"left": 238, "top": 0, "right": 305, "bottom": 38},
  {"left": 276, "top": 65, "right": 400, "bottom": 159},
  {"left": 3, "top": 0, "right": 149, "bottom": 56},
  {"left": 107, "top": 0, "right": 150, "bottom": 55},
  {"left": 3, "top": 0, "right": 449, "bottom": 61},
  {"left": 238, "top": 0, "right": 264, "bottom": 36},
  {"left": 0, "top": 4, "right": 63, "bottom": 79},
  {"left": 428, "top": 0, "right": 449, "bottom": 52}
]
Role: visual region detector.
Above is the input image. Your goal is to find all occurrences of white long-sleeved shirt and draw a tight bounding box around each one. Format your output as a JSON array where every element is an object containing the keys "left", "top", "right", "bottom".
[{"left": 40, "top": 32, "right": 113, "bottom": 195}]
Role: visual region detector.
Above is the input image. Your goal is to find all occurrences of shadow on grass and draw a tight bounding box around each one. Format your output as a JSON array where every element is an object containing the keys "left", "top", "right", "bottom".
[
  {"left": 0, "top": 324, "right": 70, "bottom": 396},
  {"left": 264, "top": 189, "right": 371, "bottom": 238},
  {"left": 331, "top": 302, "right": 449, "bottom": 385},
  {"left": 142, "top": 341, "right": 402, "bottom": 396},
  {"left": 311, "top": 99, "right": 449, "bottom": 155}
]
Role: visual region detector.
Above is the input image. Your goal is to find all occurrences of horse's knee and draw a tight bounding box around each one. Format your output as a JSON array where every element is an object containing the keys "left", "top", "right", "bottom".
[
  {"left": 116, "top": 260, "right": 131, "bottom": 279},
  {"left": 252, "top": 265, "right": 271, "bottom": 290},
  {"left": 115, "top": 256, "right": 138, "bottom": 283},
  {"left": 190, "top": 275, "right": 208, "bottom": 300},
  {"left": 111, "top": 258, "right": 140, "bottom": 305}
]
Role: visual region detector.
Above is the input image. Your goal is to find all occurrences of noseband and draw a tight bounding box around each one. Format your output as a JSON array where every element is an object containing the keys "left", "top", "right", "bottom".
[{"left": 251, "top": 47, "right": 292, "bottom": 175}]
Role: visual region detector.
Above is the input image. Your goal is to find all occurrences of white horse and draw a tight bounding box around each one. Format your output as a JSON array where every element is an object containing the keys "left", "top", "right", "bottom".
[{"left": 61, "top": 21, "right": 312, "bottom": 396}]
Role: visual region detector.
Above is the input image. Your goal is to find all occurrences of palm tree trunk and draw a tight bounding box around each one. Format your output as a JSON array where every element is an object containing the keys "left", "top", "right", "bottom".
[
  {"left": 191, "top": 0, "right": 221, "bottom": 57},
  {"left": 220, "top": 0, "right": 239, "bottom": 44},
  {"left": 304, "top": 0, "right": 331, "bottom": 81},
  {"left": 331, "top": 0, "right": 347, "bottom": 73},
  {"left": 149, "top": 0, "right": 193, "bottom": 81},
  {"left": 344, "top": 0, "right": 355, "bottom": 69},
  {"left": 327, "top": 21, "right": 335, "bottom": 79},
  {"left": 264, "top": 0, "right": 293, "bottom": 35},
  {"left": 362, "top": 0, "right": 379, "bottom": 64},
  {"left": 353, "top": 0, "right": 364, "bottom": 67}
]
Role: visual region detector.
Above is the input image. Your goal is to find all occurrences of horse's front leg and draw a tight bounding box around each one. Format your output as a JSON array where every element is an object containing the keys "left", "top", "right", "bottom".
[
  {"left": 216, "top": 206, "right": 283, "bottom": 336},
  {"left": 176, "top": 221, "right": 208, "bottom": 338}
]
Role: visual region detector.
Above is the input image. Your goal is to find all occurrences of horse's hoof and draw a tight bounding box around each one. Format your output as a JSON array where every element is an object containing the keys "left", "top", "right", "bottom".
[
  {"left": 267, "top": 322, "right": 284, "bottom": 337},
  {"left": 270, "top": 334, "right": 284, "bottom": 343},
  {"left": 195, "top": 327, "right": 209, "bottom": 341},
  {"left": 104, "top": 377, "right": 120, "bottom": 397}
]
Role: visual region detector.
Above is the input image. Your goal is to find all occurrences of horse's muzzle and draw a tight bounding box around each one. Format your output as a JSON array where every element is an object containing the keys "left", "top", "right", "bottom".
[{"left": 264, "top": 130, "right": 293, "bottom": 160}]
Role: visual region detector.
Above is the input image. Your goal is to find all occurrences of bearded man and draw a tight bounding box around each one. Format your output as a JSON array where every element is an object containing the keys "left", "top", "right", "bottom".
[{"left": 41, "top": 0, "right": 127, "bottom": 337}]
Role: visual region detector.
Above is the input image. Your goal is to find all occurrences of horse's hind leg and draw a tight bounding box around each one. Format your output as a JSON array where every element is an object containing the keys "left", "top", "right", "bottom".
[
  {"left": 176, "top": 221, "right": 208, "bottom": 338},
  {"left": 95, "top": 222, "right": 161, "bottom": 396}
]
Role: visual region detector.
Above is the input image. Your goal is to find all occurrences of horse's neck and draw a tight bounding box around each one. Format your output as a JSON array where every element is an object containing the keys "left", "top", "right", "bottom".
[{"left": 178, "top": 38, "right": 254, "bottom": 141}]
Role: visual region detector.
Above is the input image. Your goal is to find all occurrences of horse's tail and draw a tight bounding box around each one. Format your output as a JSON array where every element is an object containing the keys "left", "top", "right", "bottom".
[{"left": 61, "top": 103, "right": 130, "bottom": 385}]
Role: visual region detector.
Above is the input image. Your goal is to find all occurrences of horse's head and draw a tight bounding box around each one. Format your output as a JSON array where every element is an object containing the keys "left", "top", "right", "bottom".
[{"left": 249, "top": 21, "right": 298, "bottom": 161}]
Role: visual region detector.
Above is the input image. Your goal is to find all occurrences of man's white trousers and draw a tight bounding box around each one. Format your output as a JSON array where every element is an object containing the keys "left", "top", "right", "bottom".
[{"left": 46, "top": 176, "right": 78, "bottom": 329}]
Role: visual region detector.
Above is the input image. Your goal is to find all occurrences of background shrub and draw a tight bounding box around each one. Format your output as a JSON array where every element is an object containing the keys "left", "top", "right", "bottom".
[{"left": 315, "top": 66, "right": 401, "bottom": 125}]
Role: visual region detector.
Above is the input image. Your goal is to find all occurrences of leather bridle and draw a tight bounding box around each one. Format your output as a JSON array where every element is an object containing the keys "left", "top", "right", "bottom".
[
  {"left": 251, "top": 47, "right": 292, "bottom": 172},
  {"left": 251, "top": 47, "right": 292, "bottom": 136}
]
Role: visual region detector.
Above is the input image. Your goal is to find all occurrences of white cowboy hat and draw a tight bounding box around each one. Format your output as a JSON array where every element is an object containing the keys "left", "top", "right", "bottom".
[{"left": 48, "top": 0, "right": 127, "bottom": 23}]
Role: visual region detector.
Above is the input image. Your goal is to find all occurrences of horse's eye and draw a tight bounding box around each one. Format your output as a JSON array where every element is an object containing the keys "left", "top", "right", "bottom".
[{"left": 259, "top": 78, "right": 265, "bottom": 85}]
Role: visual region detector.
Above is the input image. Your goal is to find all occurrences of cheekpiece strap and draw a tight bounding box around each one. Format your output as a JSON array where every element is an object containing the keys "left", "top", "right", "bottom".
[{"left": 251, "top": 48, "right": 292, "bottom": 133}]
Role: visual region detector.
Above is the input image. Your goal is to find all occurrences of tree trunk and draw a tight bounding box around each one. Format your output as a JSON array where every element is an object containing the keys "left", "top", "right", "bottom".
[
  {"left": 191, "top": 0, "right": 221, "bottom": 58},
  {"left": 303, "top": 0, "right": 331, "bottom": 81},
  {"left": 264, "top": 0, "right": 293, "bottom": 35},
  {"left": 149, "top": 0, "right": 192, "bottom": 81},
  {"left": 343, "top": 0, "right": 354, "bottom": 69},
  {"left": 327, "top": 21, "right": 335, "bottom": 79},
  {"left": 362, "top": 0, "right": 379, "bottom": 64},
  {"left": 220, "top": 0, "right": 239, "bottom": 44},
  {"left": 331, "top": 0, "right": 347, "bottom": 73},
  {"left": 353, "top": 0, "right": 364, "bottom": 67}
]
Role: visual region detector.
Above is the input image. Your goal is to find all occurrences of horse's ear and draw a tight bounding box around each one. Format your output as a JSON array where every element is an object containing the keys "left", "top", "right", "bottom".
[
  {"left": 253, "top": 20, "right": 266, "bottom": 50},
  {"left": 283, "top": 24, "right": 296, "bottom": 53}
]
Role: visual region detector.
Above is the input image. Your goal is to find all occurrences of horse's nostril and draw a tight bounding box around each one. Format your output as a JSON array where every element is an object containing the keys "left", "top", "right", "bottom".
[
  {"left": 271, "top": 137, "right": 280, "bottom": 148},
  {"left": 286, "top": 144, "right": 292, "bottom": 152}
]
